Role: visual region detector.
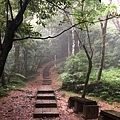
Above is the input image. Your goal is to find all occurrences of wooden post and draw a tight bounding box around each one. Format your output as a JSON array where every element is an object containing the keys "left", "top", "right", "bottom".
[{"left": 83, "top": 105, "right": 99, "bottom": 119}]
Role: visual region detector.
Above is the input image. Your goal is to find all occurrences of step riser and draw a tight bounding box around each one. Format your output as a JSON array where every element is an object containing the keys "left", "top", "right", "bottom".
[
  {"left": 37, "top": 91, "right": 54, "bottom": 93},
  {"left": 37, "top": 96, "right": 55, "bottom": 100},
  {"left": 43, "top": 79, "right": 51, "bottom": 81},
  {"left": 42, "top": 80, "right": 51, "bottom": 81},
  {"left": 33, "top": 114, "right": 59, "bottom": 118},
  {"left": 33, "top": 107, "right": 59, "bottom": 118},
  {"left": 35, "top": 104, "right": 57, "bottom": 108},
  {"left": 42, "top": 81, "right": 51, "bottom": 83},
  {"left": 42, "top": 83, "right": 51, "bottom": 85}
]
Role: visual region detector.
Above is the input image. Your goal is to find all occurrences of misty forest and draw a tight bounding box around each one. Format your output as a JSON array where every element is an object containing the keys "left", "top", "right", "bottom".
[{"left": 0, "top": 0, "right": 120, "bottom": 120}]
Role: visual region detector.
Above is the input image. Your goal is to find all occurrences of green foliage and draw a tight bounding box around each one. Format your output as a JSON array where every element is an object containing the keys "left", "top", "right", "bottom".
[
  {"left": 102, "top": 68, "right": 120, "bottom": 84},
  {"left": 56, "top": 62, "right": 66, "bottom": 74},
  {"left": 15, "top": 73, "right": 27, "bottom": 80},
  {"left": 59, "top": 57, "right": 120, "bottom": 102},
  {"left": 0, "top": 77, "right": 25, "bottom": 98},
  {"left": 60, "top": 51, "right": 88, "bottom": 91},
  {"left": 0, "top": 87, "right": 8, "bottom": 97},
  {"left": 72, "top": 0, "right": 117, "bottom": 31},
  {"left": 9, "top": 77, "right": 25, "bottom": 86},
  {"left": 87, "top": 68, "right": 120, "bottom": 102}
]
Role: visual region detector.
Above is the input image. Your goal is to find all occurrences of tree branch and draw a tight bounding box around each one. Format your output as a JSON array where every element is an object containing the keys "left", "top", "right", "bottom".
[
  {"left": 8, "top": 0, "right": 14, "bottom": 20},
  {"left": 6, "top": 0, "right": 9, "bottom": 29},
  {"left": 15, "top": 0, "right": 31, "bottom": 27},
  {"left": 13, "top": 14, "right": 120, "bottom": 41},
  {"left": 13, "top": 21, "right": 86, "bottom": 41}
]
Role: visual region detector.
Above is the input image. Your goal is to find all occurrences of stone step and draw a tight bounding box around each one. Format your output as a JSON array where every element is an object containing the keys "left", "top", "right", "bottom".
[
  {"left": 40, "top": 85, "right": 52, "bottom": 89},
  {"left": 35, "top": 99, "right": 57, "bottom": 108},
  {"left": 33, "top": 108, "right": 59, "bottom": 118},
  {"left": 43, "top": 78, "right": 51, "bottom": 81},
  {"left": 37, "top": 89, "right": 54, "bottom": 93},
  {"left": 42, "top": 79, "right": 52, "bottom": 85},
  {"left": 43, "top": 77, "right": 50, "bottom": 79},
  {"left": 37, "top": 93, "right": 55, "bottom": 100}
]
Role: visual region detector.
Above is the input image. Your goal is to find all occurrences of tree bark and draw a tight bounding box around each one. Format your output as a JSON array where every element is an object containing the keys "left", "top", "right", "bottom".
[
  {"left": 71, "top": 14, "right": 75, "bottom": 56},
  {"left": 75, "top": 29, "right": 93, "bottom": 98},
  {"left": 67, "top": 35, "right": 71, "bottom": 57},
  {"left": 13, "top": 41, "right": 20, "bottom": 73},
  {"left": 0, "top": 0, "right": 30, "bottom": 77},
  {"left": 97, "top": 15, "right": 108, "bottom": 81},
  {"left": 81, "top": 25, "right": 93, "bottom": 98},
  {"left": 82, "top": 45, "right": 92, "bottom": 98},
  {"left": 23, "top": 48, "right": 28, "bottom": 77},
  {"left": 1, "top": 69, "right": 6, "bottom": 87},
  {"left": 0, "top": 21, "right": 15, "bottom": 77}
]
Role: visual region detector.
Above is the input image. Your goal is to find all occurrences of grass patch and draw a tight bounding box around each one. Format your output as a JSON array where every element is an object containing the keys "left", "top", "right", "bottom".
[{"left": 60, "top": 90, "right": 79, "bottom": 97}]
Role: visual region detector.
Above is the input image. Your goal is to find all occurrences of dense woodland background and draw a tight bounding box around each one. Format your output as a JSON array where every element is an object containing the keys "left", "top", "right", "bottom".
[{"left": 0, "top": 0, "right": 120, "bottom": 102}]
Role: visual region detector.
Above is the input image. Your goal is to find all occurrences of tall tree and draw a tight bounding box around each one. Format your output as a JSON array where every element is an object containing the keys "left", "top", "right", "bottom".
[
  {"left": 0, "top": 0, "right": 30, "bottom": 77},
  {"left": 97, "top": 14, "right": 108, "bottom": 80},
  {"left": 0, "top": 0, "right": 70, "bottom": 77},
  {"left": 71, "top": 14, "right": 75, "bottom": 56},
  {"left": 66, "top": 0, "right": 116, "bottom": 97},
  {"left": 13, "top": 41, "right": 20, "bottom": 73}
]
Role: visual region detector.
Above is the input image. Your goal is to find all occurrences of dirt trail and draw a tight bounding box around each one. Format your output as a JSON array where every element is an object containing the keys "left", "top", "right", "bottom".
[
  {"left": 0, "top": 63, "right": 80, "bottom": 120},
  {"left": 0, "top": 63, "right": 120, "bottom": 120}
]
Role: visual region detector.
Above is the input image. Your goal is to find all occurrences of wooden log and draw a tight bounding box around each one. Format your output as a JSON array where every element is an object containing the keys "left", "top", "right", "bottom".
[
  {"left": 83, "top": 105, "right": 99, "bottom": 119},
  {"left": 99, "top": 110, "right": 120, "bottom": 120}
]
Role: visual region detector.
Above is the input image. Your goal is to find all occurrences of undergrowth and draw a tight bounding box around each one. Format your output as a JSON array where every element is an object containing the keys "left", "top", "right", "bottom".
[
  {"left": 88, "top": 69, "right": 120, "bottom": 102},
  {"left": 0, "top": 77, "right": 25, "bottom": 98},
  {"left": 57, "top": 51, "right": 120, "bottom": 102}
]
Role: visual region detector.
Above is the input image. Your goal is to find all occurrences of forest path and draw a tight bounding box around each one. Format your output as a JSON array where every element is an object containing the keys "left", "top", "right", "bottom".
[
  {"left": 0, "top": 62, "right": 80, "bottom": 120},
  {"left": 0, "top": 61, "right": 120, "bottom": 120}
]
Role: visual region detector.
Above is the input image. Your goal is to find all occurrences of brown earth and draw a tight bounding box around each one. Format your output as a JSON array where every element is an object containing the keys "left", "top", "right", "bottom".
[{"left": 0, "top": 64, "right": 120, "bottom": 120}]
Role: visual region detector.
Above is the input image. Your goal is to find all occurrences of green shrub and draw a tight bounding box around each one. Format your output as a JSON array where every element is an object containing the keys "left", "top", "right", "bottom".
[
  {"left": 10, "top": 78, "right": 25, "bottom": 85},
  {"left": 87, "top": 68, "right": 120, "bottom": 102},
  {"left": 56, "top": 62, "right": 66, "bottom": 74},
  {"left": 0, "top": 87, "right": 8, "bottom": 97},
  {"left": 60, "top": 51, "right": 88, "bottom": 92},
  {"left": 0, "top": 77, "right": 25, "bottom": 98}
]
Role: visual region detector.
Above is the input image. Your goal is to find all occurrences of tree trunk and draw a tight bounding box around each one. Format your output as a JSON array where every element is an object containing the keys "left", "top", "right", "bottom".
[
  {"left": 75, "top": 30, "right": 93, "bottom": 98},
  {"left": 13, "top": 41, "right": 20, "bottom": 73},
  {"left": 71, "top": 16, "right": 75, "bottom": 56},
  {"left": 0, "top": 21, "right": 15, "bottom": 78},
  {"left": 81, "top": 24, "right": 93, "bottom": 98},
  {"left": 82, "top": 45, "right": 92, "bottom": 98},
  {"left": 23, "top": 48, "right": 28, "bottom": 77},
  {"left": 1, "top": 69, "right": 6, "bottom": 87},
  {"left": 97, "top": 15, "right": 108, "bottom": 81},
  {"left": 0, "top": 0, "right": 30, "bottom": 77},
  {"left": 67, "top": 35, "right": 71, "bottom": 57}
]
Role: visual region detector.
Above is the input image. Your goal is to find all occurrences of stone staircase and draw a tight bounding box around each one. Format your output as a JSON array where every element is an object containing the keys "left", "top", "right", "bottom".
[
  {"left": 33, "top": 82, "right": 59, "bottom": 118},
  {"left": 42, "top": 78, "right": 52, "bottom": 85}
]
